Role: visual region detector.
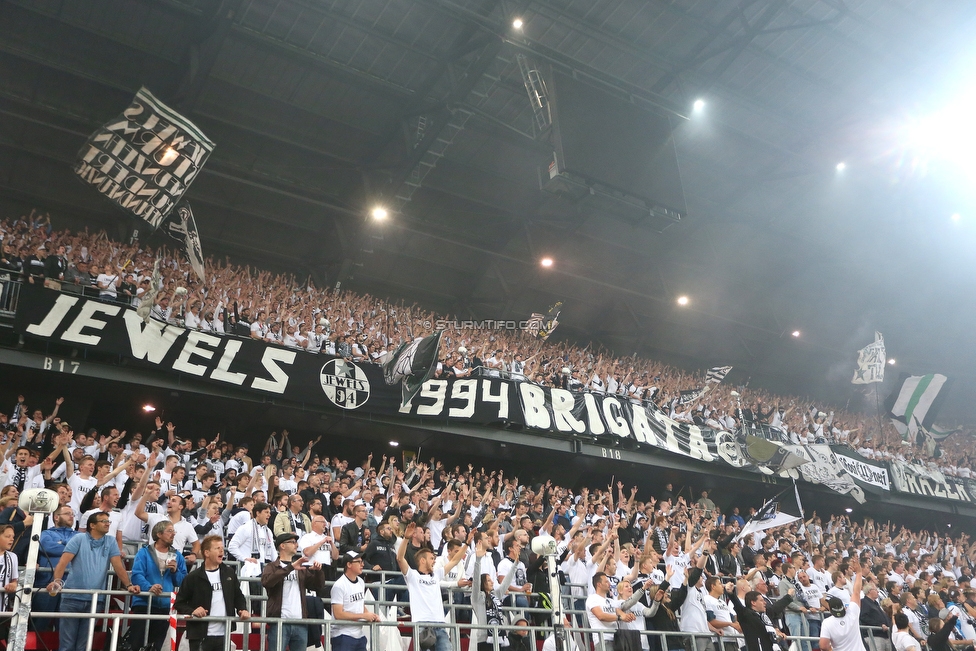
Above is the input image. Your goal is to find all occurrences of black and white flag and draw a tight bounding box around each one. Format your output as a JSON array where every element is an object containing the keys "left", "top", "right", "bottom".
[
  {"left": 525, "top": 302, "right": 562, "bottom": 341},
  {"left": 162, "top": 202, "right": 205, "bottom": 283},
  {"left": 705, "top": 365, "right": 733, "bottom": 384},
  {"left": 74, "top": 87, "right": 214, "bottom": 229},
  {"left": 678, "top": 387, "right": 709, "bottom": 405},
  {"left": 734, "top": 489, "right": 801, "bottom": 541},
  {"left": 383, "top": 330, "right": 443, "bottom": 407},
  {"left": 678, "top": 366, "right": 732, "bottom": 405},
  {"left": 852, "top": 331, "right": 886, "bottom": 384}
]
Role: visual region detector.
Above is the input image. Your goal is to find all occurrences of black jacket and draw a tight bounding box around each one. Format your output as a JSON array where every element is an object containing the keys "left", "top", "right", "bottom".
[
  {"left": 43, "top": 255, "right": 67, "bottom": 280},
  {"left": 338, "top": 520, "right": 368, "bottom": 555},
  {"left": 859, "top": 597, "right": 891, "bottom": 633},
  {"left": 927, "top": 616, "right": 958, "bottom": 651},
  {"left": 646, "top": 569, "right": 702, "bottom": 643},
  {"left": 174, "top": 563, "right": 248, "bottom": 640},
  {"left": 363, "top": 534, "right": 399, "bottom": 571},
  {"left": 729, "top": 591, "right": 793, "bottom": 651}
]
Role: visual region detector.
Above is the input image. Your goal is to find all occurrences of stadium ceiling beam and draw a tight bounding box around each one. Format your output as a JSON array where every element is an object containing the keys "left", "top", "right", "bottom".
[
  {"left": 425, "top": 0, "right": 841, "bottom": 139},
  {"left": 251, "top": 0, "right": 443, "bottom": 64},
  {"left": 640, "top": 0, "right": 875, "bottom": 90},
  {"left": 3, "top": 3, "right": 403, "bottom": 140},
  {"left": 412, "top": 0, "right": 818, "bottom": 164},
  {"left": 170, "top": 0, "right": 242, "bottom": 113},
  {"left": 230, "top": 24, "right": 417, "bottom": 99}
]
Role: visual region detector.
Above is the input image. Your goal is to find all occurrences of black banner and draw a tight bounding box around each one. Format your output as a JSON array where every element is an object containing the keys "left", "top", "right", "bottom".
[{"left": 16, "top": 286, "right": 971, "bottom": 507}]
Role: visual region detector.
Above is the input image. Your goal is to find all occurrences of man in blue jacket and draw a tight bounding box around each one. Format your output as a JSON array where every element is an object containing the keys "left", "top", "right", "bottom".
[
  {"left": 33, "top": 505, "right": 78, "bottom": 631},
  {"left": 129, "top": 521, "right": 188, "bottom": 651}
]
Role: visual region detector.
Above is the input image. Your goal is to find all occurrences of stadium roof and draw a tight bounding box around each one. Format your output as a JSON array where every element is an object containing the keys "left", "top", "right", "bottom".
[{"left": 2, "top": 0, "right": 976, "bottom": 415}]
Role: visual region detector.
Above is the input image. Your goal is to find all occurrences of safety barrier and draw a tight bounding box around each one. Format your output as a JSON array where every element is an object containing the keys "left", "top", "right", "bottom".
[{"left": 24, "top": 583, "right": 889, "bottom": 651}]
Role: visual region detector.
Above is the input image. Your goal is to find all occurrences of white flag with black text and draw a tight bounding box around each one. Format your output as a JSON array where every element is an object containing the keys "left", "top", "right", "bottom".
[{"left": 852, "top": 331, "right": 886, "bottom": 384}]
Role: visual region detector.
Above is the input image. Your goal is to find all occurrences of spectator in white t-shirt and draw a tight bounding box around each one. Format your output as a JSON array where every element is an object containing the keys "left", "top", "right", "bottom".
[
  {"left": 330, "top": 552, "right": 380, "bottom": 651},
  {"left": 820, "top": 558, "right": 864, "bottom": 651},
  {"left": 892, "top": 613, "right": 919, "bottom": 651},
  {"left": 397, "top": 522, "right": 468, "bottom": 651},
  {"left": 586, "top": 571, "right": 636, "bottom": 651}
]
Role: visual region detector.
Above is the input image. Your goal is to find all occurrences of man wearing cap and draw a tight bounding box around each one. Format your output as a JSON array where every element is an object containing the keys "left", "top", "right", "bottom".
[
  {"left": 819, "top": 558, "right": 864, "bottom": 651},
  {"left": 331, "top": 551, "right": 380, "bottom": 651},
  {"left": 261, "top": 532, "right": 324, "bottom": 651}
]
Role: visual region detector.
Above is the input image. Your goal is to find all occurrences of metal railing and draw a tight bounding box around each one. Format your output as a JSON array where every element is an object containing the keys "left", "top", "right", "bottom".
[
  {"left": 24, "top": 580, "right": 890, "bottom": 651},
  {"left": 0, "top": 275, "right": 20, "bottom": 318}
]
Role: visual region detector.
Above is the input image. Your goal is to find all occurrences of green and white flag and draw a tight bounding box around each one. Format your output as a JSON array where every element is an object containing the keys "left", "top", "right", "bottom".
[{"left": 884, "top": 373, "right": 951, "bottom": 441}]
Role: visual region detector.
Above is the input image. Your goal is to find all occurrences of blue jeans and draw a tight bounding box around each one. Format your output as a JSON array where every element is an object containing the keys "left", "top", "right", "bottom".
[
  {"left": 31, "top": 589, "right": 60, "bottom": 632},
  {"left": 434, "top": 627, "right": 452, "bottom": 651},
  {"left": 786, "top": 612, "right": 810, "bottom": 651},
  {"left": 807, "top": 618, "right": 822, "bottom": 650},
  {"left": 58, "top": 597, "right": 96, "bottom": 651},
  {"left": 332, "top": 634, "right": 368, "bottom": 651},
  {"left": 268, "top": 623, "right": 308, "bottom": 651}
]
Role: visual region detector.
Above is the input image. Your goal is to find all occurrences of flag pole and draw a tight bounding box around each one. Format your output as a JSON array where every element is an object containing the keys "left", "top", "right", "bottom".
[{"left": 874, "top": 383, "right": 886, "bottom": 448}]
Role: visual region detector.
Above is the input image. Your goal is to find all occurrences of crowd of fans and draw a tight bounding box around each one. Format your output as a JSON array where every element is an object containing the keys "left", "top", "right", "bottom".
[
  {"left": 3, "top": 212, "right": 976, "bottom": 651},
  {"left": 0, "top": 393, "right": 974, "bottom": 651},
  {"left": 1, "top": 212, "right": 971, "bottom": 479}
]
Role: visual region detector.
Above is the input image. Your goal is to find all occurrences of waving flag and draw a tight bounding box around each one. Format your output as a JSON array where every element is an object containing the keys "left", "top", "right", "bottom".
[
  {"left": 705, "top": 365, "right": 733, "bottom": 384},
  {"left": 885, "top": 373, "right": 951, "bottom": 441},
  {"left": 852, "top": 332, "right": 886, "bottom": 384},
  {"left": 162, "top": 202, "right": 205, "bottom": 283},
  {"left": 678, "top": 366, "right": 732, "bottom": 405},
  {"left": 734, "top": 489, "right": 801, "bottom": 542},
  {"left": 74, "top": 87, "right": 214, "bottom": 228},
  {"left": 383, "top": 330, "right": 443, "bottom": 407},
  {"left": 525, "top": 302, "right": 562, "bottom": 340}
]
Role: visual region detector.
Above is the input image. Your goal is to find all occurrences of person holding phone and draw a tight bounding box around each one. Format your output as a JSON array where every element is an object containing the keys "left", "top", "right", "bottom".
[{"left": 261, "top": 532, "right": 325, "bottom": 651}]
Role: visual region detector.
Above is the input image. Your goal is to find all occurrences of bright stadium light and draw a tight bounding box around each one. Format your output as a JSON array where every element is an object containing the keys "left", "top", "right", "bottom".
[
  {"left": 901, "top": 88, "right": 976, "bottom": 181},
  {"left": 371, "top": 206, "right": 388, "bottom": 221},
  {"left": 389, "top": 440, "right": 399, "bottom": 447},
  {"left": 512, "top": 17, "right": 523, "bottom": 29},
  {"left": 845, "top": 507, "right": 853, "bottom": 513},
  {"left": 693, "top": 99, "right": 705, "bottom": 112},
  {"left": 540, "top": 257, "right": 553, "bottom": 268},
  {"left": 677, "top": 295, "right": 689, "bottom": 306},
  {"left": 142, "top": 404, "right": 156, "bottom": 412},
  {"left": 835, "top": 162, "right": 846, "bottom": 172},
  {"left": 791, "top": 330, "right": 801, "bottom": 338},
  {"left": 888, "top": 358, "right": 896, "bottom": 365}
]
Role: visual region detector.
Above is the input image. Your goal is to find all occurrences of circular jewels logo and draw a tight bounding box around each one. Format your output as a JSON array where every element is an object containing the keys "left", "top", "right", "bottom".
[{"left": 319, "top": 359, "right": 371, "bottom": 409}]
